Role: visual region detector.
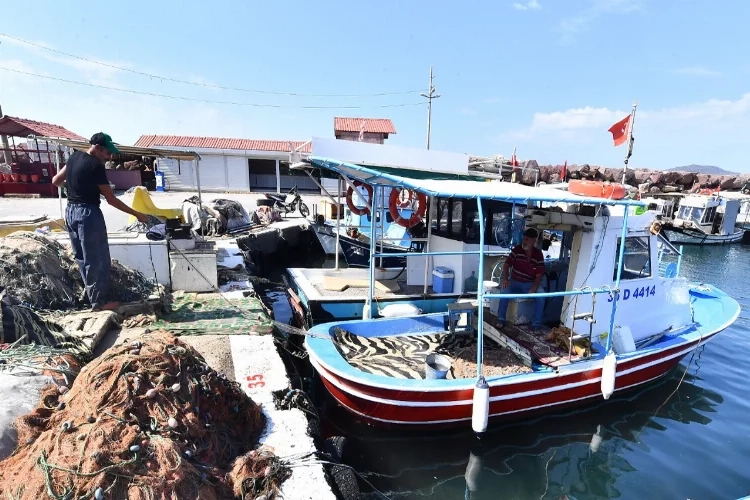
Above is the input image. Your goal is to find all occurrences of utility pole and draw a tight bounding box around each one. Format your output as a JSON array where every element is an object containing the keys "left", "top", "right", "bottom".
[
  {"left": 420, "top": 66, "right": 440, "bottom": 149},
  {"left": 0, "top": 103, "right": 12, "bottom": 164}
]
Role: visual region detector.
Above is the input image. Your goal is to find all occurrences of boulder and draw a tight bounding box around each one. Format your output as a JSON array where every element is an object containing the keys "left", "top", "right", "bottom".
[
  {"left": 548, "top": 173, "right": 561, "bottom": 184},
  {"left": 520, "top": 166, "right": 538, "bottom": 185},
  {"left": 602, "top": 167, "right": 619, "bottom": 182},
  {"left": 523, "top": 159, "right": 539, "bottom": 171},
  {"left": 696, "top": 173, "right": 711, "bottom": 187},
  {"left": 719, "top": 175, "right": 737, "bottom": 190},
  {"left": 675, "top": 172, "right": 697, "bottom": 186},
  {"left": 662, "top": 171, "right": 684, "bottom": 185},
  {"left": 649, "top": 186, "right": 663, "bottom": 193},
  {"left": 735, "top": 173, "right": 750, "bottom": 189},
  {"left": 538, "top": 165, "right": 556, "bottom": 183},
  {"left": 649, "top": 172, "right": 665, "bottom": 184},
  {"left": 633, "top": 169, "right": 652, "bottom": 184}
]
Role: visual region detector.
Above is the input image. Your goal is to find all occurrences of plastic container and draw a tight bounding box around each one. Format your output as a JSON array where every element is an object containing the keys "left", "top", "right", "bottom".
[
  {"left": 379, "top": 303, "right": 421, "bottom": 318},
  {"left": 425, "top": 353, "right": 452, "bottom": 379},
  {"left": 612, "top": 325, "right": 636, "bottom": 354},
  {"left": 155, "top": 170, "right": 166, "bottom": 192},
  {"left": 432, "top": 266, "right": 455, "bottom": 293},
  {"left": 483, "top": 280, "right": 499, "bottom": 308}
]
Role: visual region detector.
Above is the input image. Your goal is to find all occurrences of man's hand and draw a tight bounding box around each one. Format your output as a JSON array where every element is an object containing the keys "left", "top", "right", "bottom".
[
  {"left": 501, "top": 278, "right": 509, "bottom": 289},
  {"left": 529, "top": 286, "right": 538, "bottom": 294},
  {"left": 136, "top": 212, "right": 149, "bottom": 224}
]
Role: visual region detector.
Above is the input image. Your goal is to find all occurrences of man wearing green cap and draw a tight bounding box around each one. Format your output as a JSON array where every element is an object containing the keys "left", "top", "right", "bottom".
[{"left": 52, "top": 133, "right": 148, "bottom": 310}]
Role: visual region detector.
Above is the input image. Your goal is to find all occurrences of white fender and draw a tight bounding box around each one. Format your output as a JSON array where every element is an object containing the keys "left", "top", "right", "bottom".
[
  {"left": 601, "top": 350, "right": 617, "bottom": 400},
  {"left": 589, "top": 424, "right": 603, "bottom": 453},
  {"left": 464, "top": 450, "right": 483, "bottom": 492},
  {"left": 362, "top": 300, "right": 371, "bottom": 320},
  {"left": 472, "top": 376, "right": 490, "bottom": 434}
]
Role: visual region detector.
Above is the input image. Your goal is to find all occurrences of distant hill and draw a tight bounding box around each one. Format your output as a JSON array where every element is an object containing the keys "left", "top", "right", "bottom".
[{"left": 667, "top": 164, "right": 737, "bottom": 175}]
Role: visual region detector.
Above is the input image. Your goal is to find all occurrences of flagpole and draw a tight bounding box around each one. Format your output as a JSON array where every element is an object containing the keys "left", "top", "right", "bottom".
[{"left": 622, "top": 100, "right": 637, "bottom": 185}]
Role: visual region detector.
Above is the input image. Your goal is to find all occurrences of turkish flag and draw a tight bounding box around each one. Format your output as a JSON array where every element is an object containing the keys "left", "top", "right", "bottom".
[
  {"left": 561, "top": 160, "right": 567, "bottom": 181},
  {"left": 608, "top": 115, "right": 631, "bottom": 147},
  {"left": 511, "top": 146, "right": 519, "bottom": 170}
]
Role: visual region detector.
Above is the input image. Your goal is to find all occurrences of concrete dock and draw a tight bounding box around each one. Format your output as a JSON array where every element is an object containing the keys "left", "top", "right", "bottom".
[{"left": 0, "top": 189, "right": 339, "bottom": 499}]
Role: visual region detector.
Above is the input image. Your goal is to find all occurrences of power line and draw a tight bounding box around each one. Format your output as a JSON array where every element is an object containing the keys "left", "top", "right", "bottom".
[
  {"left": 0, "top": 32, "right": 426, "bottom": 98},
  {"left": 0, "top": 67, "right": 425, "bottom": 109}
]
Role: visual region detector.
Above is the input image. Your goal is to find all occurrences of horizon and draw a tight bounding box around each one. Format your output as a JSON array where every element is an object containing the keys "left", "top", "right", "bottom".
[{"left": 1, "top": 0, "right": 748, "bottom": 172}]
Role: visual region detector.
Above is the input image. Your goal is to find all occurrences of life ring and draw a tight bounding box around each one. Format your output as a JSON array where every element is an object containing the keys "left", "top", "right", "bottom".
[
  {"left": 568, "top": 179, "right": 627, "bottom": 200},
  {"left": 388, "top": 188, "right": 427, "bottom": 228},
  {"left": 346, "top": 181, "right": 373, "bottom": 216}
]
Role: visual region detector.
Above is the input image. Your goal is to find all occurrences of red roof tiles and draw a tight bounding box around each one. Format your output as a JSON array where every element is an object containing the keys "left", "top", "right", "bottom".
[
  {"left": 134, "top": 135, "right": 312, "bottom": 153},
  {"left": 0, "top": 116, "right": 86, "bottom": 141},
  {"left": 333, "top": 117, "right": 396, "bottom": 134}
]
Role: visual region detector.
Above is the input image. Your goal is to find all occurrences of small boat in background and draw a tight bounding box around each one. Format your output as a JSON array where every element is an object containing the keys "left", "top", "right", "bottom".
[{"left": 662, "top": 193, "right": 745, "bottom": 245}]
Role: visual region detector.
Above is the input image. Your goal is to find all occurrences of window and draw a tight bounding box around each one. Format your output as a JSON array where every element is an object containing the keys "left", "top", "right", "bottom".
[
  {"left": 430, "top": 199, "right": 450, "bottom": 233},
  {"left": 701, "top": 206, "right": 717, "bottom": 224},
  {"left": 613, "top": 236, "right": 652, "bottom": 280}
]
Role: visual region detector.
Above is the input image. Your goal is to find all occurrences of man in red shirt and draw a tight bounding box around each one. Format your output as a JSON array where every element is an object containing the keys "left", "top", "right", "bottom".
[{"left": 496, "top": 228, "right": 546, "bottom": 332}]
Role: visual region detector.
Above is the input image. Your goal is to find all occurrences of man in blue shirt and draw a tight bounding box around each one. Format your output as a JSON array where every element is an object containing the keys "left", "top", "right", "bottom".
[{"left": 52, "top": 133, "right": 148, "bottom": 310}]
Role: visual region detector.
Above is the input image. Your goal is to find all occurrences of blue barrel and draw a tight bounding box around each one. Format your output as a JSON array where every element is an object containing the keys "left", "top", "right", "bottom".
[{"left": 155, "top": 170, "right": 166, "bottom": 192}]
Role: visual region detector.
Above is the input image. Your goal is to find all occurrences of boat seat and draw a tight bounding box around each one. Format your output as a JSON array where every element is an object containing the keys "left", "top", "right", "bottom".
[
  {"left": 128, "top": 186, "right": 184, "bottom": 225},
  {"left": 447, "top": 302, "right": 475, "bottom": 335}
]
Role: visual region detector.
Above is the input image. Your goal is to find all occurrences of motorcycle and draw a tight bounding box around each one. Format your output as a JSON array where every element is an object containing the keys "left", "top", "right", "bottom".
[{"left": 264, "top": 185, "right": 310, "bottom": 217}]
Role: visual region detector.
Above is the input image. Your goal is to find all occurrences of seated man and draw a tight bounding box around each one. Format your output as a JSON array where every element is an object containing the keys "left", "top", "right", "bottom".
[{"left": 496, "top": 228, "right": 545, "bottom": 332}]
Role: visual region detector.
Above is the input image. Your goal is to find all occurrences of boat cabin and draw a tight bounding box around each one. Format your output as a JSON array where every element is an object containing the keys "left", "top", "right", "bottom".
[{"left": 672, "top": 194, "right": 739, "bottom": 236}]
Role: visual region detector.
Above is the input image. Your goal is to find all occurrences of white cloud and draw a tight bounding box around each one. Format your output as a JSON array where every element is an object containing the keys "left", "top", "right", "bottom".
[
  {"left": 502, "top": 93, "right": 750, "bottom": 141},
  {"left": 672, "top": 66, "right": 722, "bottom": 78},
  {"left": 512, "top": 0, "right": 541, "bottom": 11},
  {"left": 558, "top": 0, "right": 642, "bottom": 43}
]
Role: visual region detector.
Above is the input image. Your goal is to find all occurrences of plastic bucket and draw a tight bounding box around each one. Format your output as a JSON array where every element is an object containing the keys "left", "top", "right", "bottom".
[{"left": 425, "top": 353, "right": 452, "bottom": 379}]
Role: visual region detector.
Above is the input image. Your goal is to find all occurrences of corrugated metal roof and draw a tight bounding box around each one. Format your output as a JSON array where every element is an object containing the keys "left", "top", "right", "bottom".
[
  {"left": 333, "top": 117, "right": 397, "bottom": 134},
  {"left": 0, "top": 116, "right": 86, "bottom": 141},
  {"left": 134, "top": 135, "right": 311, "bottom": 153}
]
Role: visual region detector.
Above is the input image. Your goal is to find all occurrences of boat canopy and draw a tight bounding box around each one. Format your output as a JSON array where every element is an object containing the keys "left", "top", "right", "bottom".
[{"left": 308, "top": 156, "right": 646, "bottom": 207}]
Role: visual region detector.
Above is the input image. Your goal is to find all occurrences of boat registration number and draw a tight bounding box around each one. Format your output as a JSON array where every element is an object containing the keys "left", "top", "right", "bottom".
[{"left": 608, "top": 285, "right": 656, "bottom": 302}]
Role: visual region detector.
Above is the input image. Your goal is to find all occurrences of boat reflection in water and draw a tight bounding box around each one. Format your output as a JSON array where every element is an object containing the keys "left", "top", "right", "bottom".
[{"left": 321, "top": 362, "right": 722, "bottom": 499}]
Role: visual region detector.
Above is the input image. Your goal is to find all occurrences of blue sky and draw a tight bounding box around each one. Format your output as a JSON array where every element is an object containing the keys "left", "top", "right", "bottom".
[{"left": 1, "top": 0, "right": 748, "bottom": 171}]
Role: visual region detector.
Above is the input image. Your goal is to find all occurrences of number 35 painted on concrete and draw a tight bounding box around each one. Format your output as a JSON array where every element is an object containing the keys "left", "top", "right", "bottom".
[{"left": 608, "top": 285, "right": 656, "bottom": 302}]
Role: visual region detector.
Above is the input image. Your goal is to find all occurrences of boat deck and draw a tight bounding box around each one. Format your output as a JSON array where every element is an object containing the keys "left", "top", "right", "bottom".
[
  {"left": 332, "top": 325, "right": 532, "bottom": 379},
  {"left": 313, "top": 280, "right": 437, "bottom": 298},
  {"left": 331, "top": 308, "right": 599, "bottom": 380}
]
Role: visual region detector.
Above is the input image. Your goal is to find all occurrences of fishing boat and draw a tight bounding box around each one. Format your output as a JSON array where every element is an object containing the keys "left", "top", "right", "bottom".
[
  {"left": 310, "top": 190, "right": 416, "bottom": 269},
  {"left": 288, "top": 139, "right": 554, "bottom": 326},
  {"left": 662, "top": 193, "right": 745, "bottom": 244},
  {"left": 303, "top": 156, "right": 740, "bottom": 430}
]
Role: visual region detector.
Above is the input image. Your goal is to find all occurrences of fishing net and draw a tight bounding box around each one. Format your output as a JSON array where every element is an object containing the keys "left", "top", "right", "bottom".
[
  {"left": 0, "top": 331, "right": 287, "bottom": 499},
  {"left": 0, "top": 232, "right": 160, "bottom": 311}
]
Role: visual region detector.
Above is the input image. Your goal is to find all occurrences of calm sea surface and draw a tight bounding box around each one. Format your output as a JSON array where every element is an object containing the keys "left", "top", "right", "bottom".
[{"left": 261, "top": 245, "right": 750, "bottom": 500}]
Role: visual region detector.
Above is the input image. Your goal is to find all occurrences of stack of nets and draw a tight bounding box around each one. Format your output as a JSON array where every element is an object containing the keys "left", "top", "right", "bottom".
[
  {"left": 0, "top": 232, "right": 160, "bottom": 310},
  {"left": 0, "top": 331, "right": 289, "bottom": 499}
]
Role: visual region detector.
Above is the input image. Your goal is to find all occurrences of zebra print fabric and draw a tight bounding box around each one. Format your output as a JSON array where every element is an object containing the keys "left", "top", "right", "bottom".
[{"left": 332, "top": 326, "right": 475, "bottom": 380}]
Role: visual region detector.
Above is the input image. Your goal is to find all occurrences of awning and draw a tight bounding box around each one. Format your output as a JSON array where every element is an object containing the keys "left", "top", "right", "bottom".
[
  {"left": 308, "top": 156, "right": 646, "bottom": 206},
  {"left": 34, "top": 137, "right": 201, "bottom": 161}
]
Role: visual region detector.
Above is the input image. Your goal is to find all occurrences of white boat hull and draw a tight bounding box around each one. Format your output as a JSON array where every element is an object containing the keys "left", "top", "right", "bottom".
[{"left": 663, "top": 228, "right": 745, "bottom": 245}]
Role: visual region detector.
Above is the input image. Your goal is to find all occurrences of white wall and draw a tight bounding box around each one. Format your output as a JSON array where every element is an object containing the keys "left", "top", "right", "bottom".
[
  {"left": 158, "top": 158, "right": 196, "bottom": 189},
  {"left": 226, "top": 156, "right": 250, "bottom": 191}
]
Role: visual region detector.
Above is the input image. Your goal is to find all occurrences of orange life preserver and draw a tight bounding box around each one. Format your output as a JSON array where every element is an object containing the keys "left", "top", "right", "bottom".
[
  {"left": 568, "top": 179, "right": 627, "bottom": 200},
  {"left": 388, "top": 188, "right": 427, "bottom": 228},
  {"left": 346, "top": 181, "right": 373, "bottom": 216}
]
